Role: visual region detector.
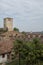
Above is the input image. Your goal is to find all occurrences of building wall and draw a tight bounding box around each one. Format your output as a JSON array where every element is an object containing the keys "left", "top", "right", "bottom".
[
  {"left": 4, "top": 18, "right": 13, "bottom": 31},
  {"left": 0, "top": 54, "right": 7, "bottom": 63}
]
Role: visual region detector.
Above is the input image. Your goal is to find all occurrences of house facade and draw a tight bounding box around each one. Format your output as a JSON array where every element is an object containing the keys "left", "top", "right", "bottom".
[
  {"left": 0, "top": 39, "right": 13, "bottom": 63},
  {"left": 0, "top": 54, "right": 7, "bottom": 63}
]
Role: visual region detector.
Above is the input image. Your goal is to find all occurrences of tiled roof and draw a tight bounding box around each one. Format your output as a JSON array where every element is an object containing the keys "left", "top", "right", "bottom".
[{"left": 0, "top": 40, "right": 13, "bottom": 54}]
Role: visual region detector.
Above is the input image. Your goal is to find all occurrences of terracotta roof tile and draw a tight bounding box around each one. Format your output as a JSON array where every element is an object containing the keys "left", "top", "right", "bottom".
[{"left": 0, "top": 40, "right": 13, "bottom": 54}]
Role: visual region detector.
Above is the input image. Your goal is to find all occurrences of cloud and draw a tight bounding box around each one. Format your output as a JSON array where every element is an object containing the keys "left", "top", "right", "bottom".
[{"left": 0, "top": 0, "right": 43, "bottom": 32}]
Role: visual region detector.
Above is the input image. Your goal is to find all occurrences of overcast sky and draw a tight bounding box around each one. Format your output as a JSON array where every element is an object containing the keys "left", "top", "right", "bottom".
[{"left": 0, "top": 0, "right": 43, "bottom": 32}]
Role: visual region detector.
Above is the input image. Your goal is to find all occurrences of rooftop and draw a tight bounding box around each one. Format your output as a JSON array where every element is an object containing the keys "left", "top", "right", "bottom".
[{"left": 0, "top": 39, "right": 13, "bottom": 54}]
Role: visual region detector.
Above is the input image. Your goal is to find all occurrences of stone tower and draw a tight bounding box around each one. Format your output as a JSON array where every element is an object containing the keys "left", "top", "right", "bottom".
[{"left": 4, "top": 18, "right": 13, "bottom": 31}]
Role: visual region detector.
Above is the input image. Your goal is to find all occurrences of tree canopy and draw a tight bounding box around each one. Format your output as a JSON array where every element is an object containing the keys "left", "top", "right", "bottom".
[
  {"left": 13, "top": 27, "right": 19, "bottom": 32},
  {"left": 13, "top": 38, "right": 43, "bottom": 65},
  {"left": 6, "top": 38, "right": 43, "bottom": 65}
]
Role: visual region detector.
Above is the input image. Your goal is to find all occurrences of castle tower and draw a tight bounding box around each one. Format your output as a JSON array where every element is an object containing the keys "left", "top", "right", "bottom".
[{"left": 4, "top": 18, "right": 13, "bottom": 31}]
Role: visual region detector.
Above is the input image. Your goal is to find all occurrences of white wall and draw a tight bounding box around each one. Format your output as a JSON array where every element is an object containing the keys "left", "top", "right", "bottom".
[{"left": 0, "top": 54, "right": 7, "bottom": 63}]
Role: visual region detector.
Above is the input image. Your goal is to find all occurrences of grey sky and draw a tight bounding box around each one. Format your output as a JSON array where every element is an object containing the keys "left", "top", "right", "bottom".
[{"left": 0, "top": 0, "right": 43, "bottom": 32}]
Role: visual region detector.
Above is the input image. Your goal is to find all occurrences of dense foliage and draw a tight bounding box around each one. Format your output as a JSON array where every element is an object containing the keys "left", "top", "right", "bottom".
[
  {"left": 13, "top": 27, "right": 19, "bottom": 32},
  {"left": 6, "top": 38, "right": 43, "bottom": 65}
]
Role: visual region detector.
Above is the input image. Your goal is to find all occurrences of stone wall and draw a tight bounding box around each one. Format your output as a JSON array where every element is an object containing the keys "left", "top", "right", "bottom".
[{"left": 4, "top": 18, "right": 13, "bottom": 31}]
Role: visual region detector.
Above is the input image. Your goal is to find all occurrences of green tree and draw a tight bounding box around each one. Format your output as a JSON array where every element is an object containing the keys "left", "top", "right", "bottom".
[
  {"left": 13, "top": 27, "right": 19, "bottom": 32},
  {"left": 6, "top": 38, "right": 43, "bottom": 65},
  {"left": 32, "top": 38, "right": 43, "bottom": 65},
  {"left": 14, "top": 39, "right": 30, "bottom": 65},
  {"left": 26, "top": 38, "right": 43, "bottom": 65}
]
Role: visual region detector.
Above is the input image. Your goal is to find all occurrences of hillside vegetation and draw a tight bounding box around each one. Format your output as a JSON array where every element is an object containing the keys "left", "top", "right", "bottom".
[{"left": 6, "top": 38, "right": 43, "bottom": 65}]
